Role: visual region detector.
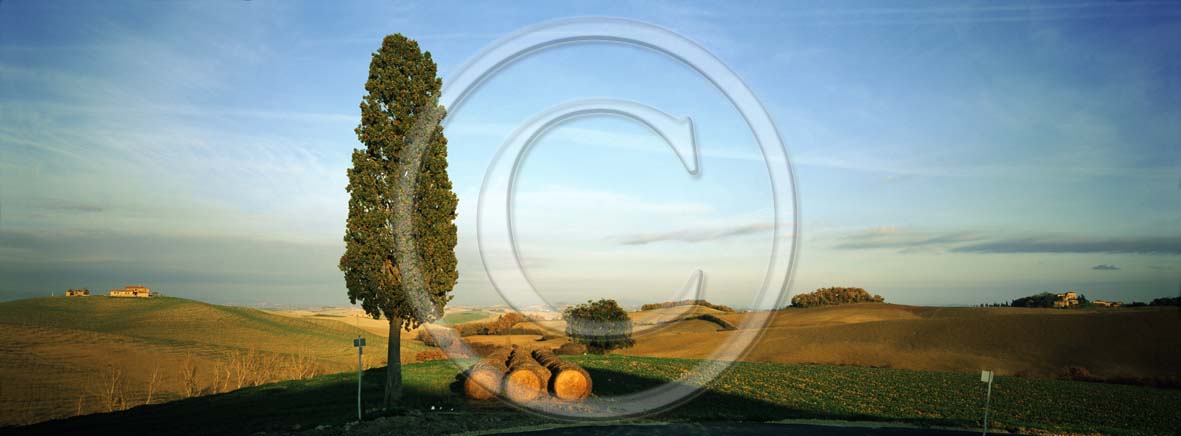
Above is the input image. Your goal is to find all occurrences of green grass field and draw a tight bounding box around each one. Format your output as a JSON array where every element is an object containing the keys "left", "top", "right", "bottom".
[
  {"left": 441, "top": 310, "right": 493, "bottom": 325},
  {"left": 9, "top": 355, "right": 1179, "bottom": 436}
]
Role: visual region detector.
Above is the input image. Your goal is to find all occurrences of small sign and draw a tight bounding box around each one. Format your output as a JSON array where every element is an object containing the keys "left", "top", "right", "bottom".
[
  {"left": 354, "top": 337, "right": 366, "bottom": 347},
  {"left": 981, "top": 370, "right": 993, "bottom": 383}
]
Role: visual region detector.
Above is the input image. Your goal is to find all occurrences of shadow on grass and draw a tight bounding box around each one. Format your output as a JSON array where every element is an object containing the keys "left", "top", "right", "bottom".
[
  {"left": 582, "top": 367, "right": 910, "bottom": 425},
  {"left": 3, "top": 364, "right": 963, "bottom": 436}
]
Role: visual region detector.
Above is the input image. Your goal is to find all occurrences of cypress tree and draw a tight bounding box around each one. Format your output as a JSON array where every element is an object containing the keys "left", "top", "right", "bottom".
[{"left": 340, "top": 34, "right": 458, "bottom": 408}]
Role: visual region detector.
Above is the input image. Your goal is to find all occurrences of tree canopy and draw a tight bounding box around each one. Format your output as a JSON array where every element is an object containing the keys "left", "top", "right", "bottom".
[
  {"left": 564, "top": 299, "right": 635, "bottom": 353},
  {"left": 790, "top": 287, "right": 884, "bottom": 308}
]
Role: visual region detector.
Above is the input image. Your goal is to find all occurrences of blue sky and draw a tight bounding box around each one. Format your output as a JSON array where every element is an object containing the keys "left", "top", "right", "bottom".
[{"left": 1, "top": 1, "right": 1178, "bottom": 308}]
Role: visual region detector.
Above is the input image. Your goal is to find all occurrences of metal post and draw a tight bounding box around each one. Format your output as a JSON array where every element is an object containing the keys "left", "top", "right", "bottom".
[
  {"left": 982, "top": 371, "right": 993, "bottom": 435},
  {"left": 354, "top": 336, "right": 365, "bottom": 421}
]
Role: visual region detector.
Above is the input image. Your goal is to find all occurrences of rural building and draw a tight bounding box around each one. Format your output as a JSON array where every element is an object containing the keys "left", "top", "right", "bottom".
[
  {"left": 1093, "top": 300, "right": 1122, "bottom": 308},
  {"left": 109, "top": 285, "right": 151, "bottom": 298},
  {"left": 1053, "top": 292, "right": 1080, "bottom": 308},
  {"left": 65, "top": 289, "right": 90, "bottom": 297}
]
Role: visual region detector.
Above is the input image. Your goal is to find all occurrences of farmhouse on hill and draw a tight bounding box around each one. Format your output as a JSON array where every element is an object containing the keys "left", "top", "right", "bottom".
[
  {"left": 1053, "top": 292, "right": 1080, "bottom": 308},
  {"left": 109, "top": 285, "right": 151, "bottom": 298},
  {"left": 65, "top": 289, "right": 89, "bottom": 297}
]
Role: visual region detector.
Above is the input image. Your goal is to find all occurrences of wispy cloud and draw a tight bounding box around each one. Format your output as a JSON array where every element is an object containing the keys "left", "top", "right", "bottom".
[
  {"left": 610, "top": 222, "right": 773, "bottom": 246},
  {"left": 835, "top": 228, "right": 1181, "bottom": 256},
  {"left": 1092, "top": 264, "right": 1120, "bottom": 271},
  {"left": 953, "top": 236, "right": 1181, "bottom": 255},
  {"left": 833, "top": 227, "right": 986, "bottom": 252},
  {"left": 37, "top": 199, "right": 105, "bottom": 213}
]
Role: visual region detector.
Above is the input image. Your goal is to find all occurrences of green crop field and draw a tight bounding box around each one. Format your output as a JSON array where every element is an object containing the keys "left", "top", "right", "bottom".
[
  {"left": 9, "top": 355, "right": 1179, "bottom": 436},
  {"left": 441, "top": 310, "right": 493, "bottom": 325}
]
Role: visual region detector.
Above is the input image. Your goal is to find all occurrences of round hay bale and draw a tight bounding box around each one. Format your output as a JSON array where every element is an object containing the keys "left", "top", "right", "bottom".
[
  {"left": 502, "top": 345, "right": 550, "bottom": 403},
  {"left": 532, "top": 347, "right": 592, "bottom": 400},
  {"left": 463, "top": 347, "right": 509, "bottom": 400}
]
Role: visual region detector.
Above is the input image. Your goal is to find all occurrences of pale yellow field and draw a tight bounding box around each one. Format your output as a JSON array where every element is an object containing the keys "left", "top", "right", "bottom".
[{"left": 0, "top": 297, "right": 432, "bottom": 426}]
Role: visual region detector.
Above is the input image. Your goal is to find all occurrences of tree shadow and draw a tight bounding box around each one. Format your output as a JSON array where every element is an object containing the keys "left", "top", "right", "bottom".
[
  {"left": 581, "top": 367, "right": 888, "bottom": 424},
  {"left": 5, "top": 365, "right": 965, "bottom": 436}
]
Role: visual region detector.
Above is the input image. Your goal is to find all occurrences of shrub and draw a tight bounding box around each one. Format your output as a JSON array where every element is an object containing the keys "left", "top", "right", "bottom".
[
  {"left": 689, "top": 313, "right": 736, "bottom": 331},
  {"left": 789, "top": 287, "right": 884, "bottom": 308},
  {"left": 465, "top": 342, "right": 503, "bottom": 357},
  {"left": 555, "top": 342, "right": 587, "bottom": 355},
  {"left": 453, "top": 312, "right": 526, "bottom": 336},
  {"left": 639, "top": 299, "right": 735, "bottom": 313},
  {"left": 414, "top": 349, "right": 447, "bottom": 362},
  {"left": 416, "top": 325, "right": 459, "bottom": 348},
  {"left": 564, "top": 299, "right": 635, "bottom": 354}
]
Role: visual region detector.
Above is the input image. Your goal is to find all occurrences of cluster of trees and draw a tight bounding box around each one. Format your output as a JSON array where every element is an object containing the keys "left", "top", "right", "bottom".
[
  {"left": 639, "top": 299, "right": 735, "bottom": 312},
  {"left": 789, "top": 287, "right": 885, "bottom": 308},
  {"left": 987, "top": 294, "right": 1179, "bottom": 308},
  {"left": 564, "top": 299, "right": 635, "bottom": 353},
  {"left": 1010, "top": 292, "right": 1086, "bottom": 308},
  {"left": 1095, "top": 296, "right": 1179, "bottom": 308},
  {"left": 1149, "top": 296, "right": 1181, "bottom": 306},
  {"left": 453, "top": 312, "right": 526, "bottom": 336}
]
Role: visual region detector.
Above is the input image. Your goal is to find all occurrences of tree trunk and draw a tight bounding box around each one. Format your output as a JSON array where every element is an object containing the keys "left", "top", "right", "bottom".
[{"left": 384, "top": 317, "right": 402, "bottom": 408}]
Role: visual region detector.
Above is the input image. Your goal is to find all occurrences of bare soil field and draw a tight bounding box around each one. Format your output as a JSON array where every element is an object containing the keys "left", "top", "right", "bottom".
[{"left": 618, "top": 304, "right": 1181, "bottom": 381}]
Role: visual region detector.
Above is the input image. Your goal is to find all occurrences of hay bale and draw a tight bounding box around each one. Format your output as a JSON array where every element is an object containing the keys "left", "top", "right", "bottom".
[
  {"left": 463, "top": 346, "right": 510, "bottom": 400},
  {"left": 502, "top": 345, "right": 550, "bottom": 403},
  {"left": 532, "top": 347, "right": 592, "bottom": 400}
]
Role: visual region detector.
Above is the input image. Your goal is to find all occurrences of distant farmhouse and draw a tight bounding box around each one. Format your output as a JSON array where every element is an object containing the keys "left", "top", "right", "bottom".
[
  {"left": 109, "top": 285, "right": 152, "bottom": 298},
  {"left": 65, "top": 288, "right": 90, "bottom": 297},
  {"left": 1053, "top": 292, "right": 1080, "bottom": 308}
]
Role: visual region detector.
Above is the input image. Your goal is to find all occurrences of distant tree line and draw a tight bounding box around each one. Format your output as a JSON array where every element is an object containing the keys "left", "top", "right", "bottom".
[
  {"left": 415, "top": 312, "right": 527, "bottom": 345},
  {"left": 640, "top": 299, "right": 735, "bottom": 313},
  {"left": 789, "top": 287, "right": 885, "bottom": 308},
  {"left": 985, "top": 293, "right": 1180, "bottom": 308},
  {"left": 1009, "top": 292, "right": 1088, "bottom": 308},
  {"left": 1150, "top": 296, "right": 1181, "bottom": 306},
  {"left": 1122, "top": 297, "right": 1181, "bottom": 307}
]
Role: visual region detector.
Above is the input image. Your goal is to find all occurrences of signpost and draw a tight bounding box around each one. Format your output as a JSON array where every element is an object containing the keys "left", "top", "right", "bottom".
[
  {"left": 980, "top": 370, "right": 994, "bottom": 435},
  {"left": 354, "top": 336, "right": 365, "bottom": 421}
]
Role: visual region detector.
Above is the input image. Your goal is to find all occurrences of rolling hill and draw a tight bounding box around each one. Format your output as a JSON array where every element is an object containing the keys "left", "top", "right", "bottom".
[
  {"left": 0, "top": 296, "right": 429, "bottom": 426},
  {"left": 6, "top": 355, "right": 1180, "bottom": 436},
  {"left": 491, "top": 303, "right": 1181, "bottom": 383},
  {"left": 618, "top": 303, "right": 1181, "bottom": 382}
]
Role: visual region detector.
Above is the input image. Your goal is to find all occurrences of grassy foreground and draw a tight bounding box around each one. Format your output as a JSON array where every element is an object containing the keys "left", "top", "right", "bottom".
[
  {"left": 6, "top": 355, "right": 1179, "bottom": 436},
  {"left": 0, "top": 297, "right": 431, "bottom": 425}
]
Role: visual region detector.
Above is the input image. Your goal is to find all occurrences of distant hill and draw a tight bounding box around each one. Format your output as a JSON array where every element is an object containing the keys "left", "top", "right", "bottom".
[
  {"left": 621, "top": 303, "right": 1181, "bottom": 384},
  {"left": 0, "top": 296, "right": 428, "bottom": 426},
  {"left": 639, "top": 299, "right": 735, "bottom": 313}
]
